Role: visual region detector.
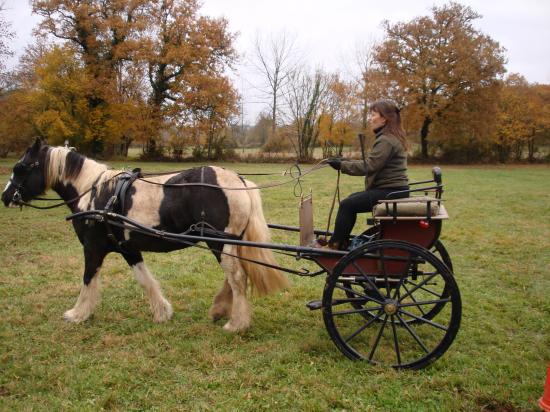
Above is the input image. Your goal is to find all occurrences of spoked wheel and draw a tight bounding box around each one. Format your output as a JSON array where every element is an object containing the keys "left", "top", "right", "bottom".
[
  {"left": 344, "top": 237, "right": 454, "bottom": 323},
  {"left": 323, "top": 240, "right": 461, "bottom": 370}
]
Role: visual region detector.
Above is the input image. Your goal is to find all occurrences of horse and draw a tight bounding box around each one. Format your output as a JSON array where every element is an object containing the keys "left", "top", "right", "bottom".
[{"left": 2, "top": 139, "right": 289, "bottom": 332}]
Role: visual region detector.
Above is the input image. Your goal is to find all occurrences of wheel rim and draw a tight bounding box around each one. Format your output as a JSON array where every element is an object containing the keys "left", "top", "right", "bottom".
[{"left": 323, "top": 240, "right": 461, "bottom": 370}]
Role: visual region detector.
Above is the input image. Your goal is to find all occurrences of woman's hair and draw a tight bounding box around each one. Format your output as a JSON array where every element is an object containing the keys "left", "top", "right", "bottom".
[{"left": 370, "top": 99, "right": 408, "bottom": 150}]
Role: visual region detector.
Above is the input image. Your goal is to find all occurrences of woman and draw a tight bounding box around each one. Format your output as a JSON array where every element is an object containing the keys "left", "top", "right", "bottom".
[{"left": 324, "top": 99, "right": 409, "bottom": 250}]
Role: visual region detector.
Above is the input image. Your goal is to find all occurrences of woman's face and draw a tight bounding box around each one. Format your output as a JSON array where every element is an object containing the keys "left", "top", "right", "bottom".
[{"left": 369, "top": 110, "right": 386, "bottom": 130}]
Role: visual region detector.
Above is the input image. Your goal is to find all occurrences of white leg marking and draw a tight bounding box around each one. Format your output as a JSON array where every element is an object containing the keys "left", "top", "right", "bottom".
[
  {"left": 220, "top": 245, "right": 251, "bottom": 332},
  {"left": 132, "top": 262, "right": 173, "bottom": 323},
  {"left": 63, "top": 275, "right": 101, "bottom": 323},
  {"left": 3, "top": 173, "right": 13, "bottom": 193}
]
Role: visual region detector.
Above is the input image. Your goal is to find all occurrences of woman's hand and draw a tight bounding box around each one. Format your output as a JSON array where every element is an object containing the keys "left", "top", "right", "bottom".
[{"left": 327, "top": 157, "right": 342, "bottom": 170}]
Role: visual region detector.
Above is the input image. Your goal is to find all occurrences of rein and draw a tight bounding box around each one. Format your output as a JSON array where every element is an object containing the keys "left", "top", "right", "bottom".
[
  {"left": 12, "top": 158, "right": 331, "bottom": 211},
  {"left": 135, "top": 161, "right": 329, "bottom": 196},
  {"left": 13, "top": 171, "right": 111, "bottom": 210}
]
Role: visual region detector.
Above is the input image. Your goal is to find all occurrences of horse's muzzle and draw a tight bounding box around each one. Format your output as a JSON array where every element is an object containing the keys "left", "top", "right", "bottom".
[{"left": 2, "top": 188, "right": 16, "bottom": 207}]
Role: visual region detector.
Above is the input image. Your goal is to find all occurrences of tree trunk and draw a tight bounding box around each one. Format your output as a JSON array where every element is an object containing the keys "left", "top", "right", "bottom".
[
  {"left": 513, "top": 141, "right": 523, "bottom": 162},
  {"left": 527, "top": 137, "right": 536, "bottom": 163},
  {"left": 420, "top": 117, "right": 432, "bottom": 159},
  {"left": 271, "top": 93, "right": 277, "bottom": 141}
]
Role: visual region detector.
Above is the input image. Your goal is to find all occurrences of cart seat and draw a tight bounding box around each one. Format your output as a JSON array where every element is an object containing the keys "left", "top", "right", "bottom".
[{"left": 373, "top": 197, "right": 448, "bottom": 220}]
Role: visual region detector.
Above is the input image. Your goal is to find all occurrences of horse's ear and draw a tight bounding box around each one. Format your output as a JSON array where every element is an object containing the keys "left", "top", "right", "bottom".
[{"left": 30, "top": 137, "right": 42, "bottom": 155}]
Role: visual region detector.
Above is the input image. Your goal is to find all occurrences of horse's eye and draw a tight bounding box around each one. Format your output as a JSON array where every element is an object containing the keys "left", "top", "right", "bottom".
[{"left": 13, "top": 164, "right": 26, "bottom": 174}]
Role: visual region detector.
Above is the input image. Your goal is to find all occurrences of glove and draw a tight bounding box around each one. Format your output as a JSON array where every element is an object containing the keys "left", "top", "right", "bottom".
[{"left": 327, "top": 157, "right": 342, "bottom": 171}]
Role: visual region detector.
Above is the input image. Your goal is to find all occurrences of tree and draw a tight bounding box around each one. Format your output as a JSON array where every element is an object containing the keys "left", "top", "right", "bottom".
[
  {"left": 142, "top": 0, "right": 237, "bottom": 156},
  {"left": 31, "top": 0, "right": 238, "bottom": 158},
  {"left": 32, "top": 0, "right": 150, "bottom": 155},
  {"left": 283, "top": 68, "right": 330, "bottom": 161},
  {"left": 247, "top": 112, "right": 272, "bottom": 147},
  {"left": 495, "top": 75, "right": 550, "bottom": 162},
  {"left": 529, "top": 84, "right": 550, "bottom": 162},
  {"left": 319, "top": 75, "right": 358, "bottom": 157},
  {"left": 0, "top": 1, "right": 14, "bottom": 91},
  {"left": 0, "top": 89, "right": 35, "bottom": 157},
  {"left": 251, "top": 31, "right": 299, "bottom": 143},
  {"left": 186, "top": 75, "right": 239, "bottom": 160},
  {"left": 375, "top": 2, "right": 506, "bottom": 158},
  {"left": 352, "top": 41, "right": 381, "bottom": 134}
]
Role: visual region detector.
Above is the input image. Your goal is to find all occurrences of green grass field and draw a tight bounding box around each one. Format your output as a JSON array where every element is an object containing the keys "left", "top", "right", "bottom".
[{"left": 0, "top": 159, "right": 549, "bottom": 411}]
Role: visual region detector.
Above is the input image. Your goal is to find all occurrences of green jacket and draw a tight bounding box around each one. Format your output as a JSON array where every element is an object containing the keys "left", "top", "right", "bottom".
[{"left": 340, "top": 130, "right": 408, "bottom": 189}]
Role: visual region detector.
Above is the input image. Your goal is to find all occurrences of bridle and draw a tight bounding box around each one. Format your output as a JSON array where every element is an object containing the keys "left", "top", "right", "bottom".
[
  {"left": 9, "top": 160, "right": 40, "bottom": 205},
  {"left": 7, "top": 159, "right": 106, "bottom": 210}
]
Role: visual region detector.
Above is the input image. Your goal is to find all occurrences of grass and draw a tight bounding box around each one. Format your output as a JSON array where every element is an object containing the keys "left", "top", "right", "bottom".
[{"left": 0, "top": 159, "right": 549, "bottom": 411}]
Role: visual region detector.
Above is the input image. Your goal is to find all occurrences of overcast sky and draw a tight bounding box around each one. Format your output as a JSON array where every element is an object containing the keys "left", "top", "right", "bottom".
[{"left": 3, "top": 0, "right": 550, "bottom": 123}]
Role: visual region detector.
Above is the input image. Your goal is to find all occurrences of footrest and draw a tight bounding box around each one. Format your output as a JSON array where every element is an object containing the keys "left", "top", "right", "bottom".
[{"left": 305, "top": 300, "right": 323, "bottom": 310}]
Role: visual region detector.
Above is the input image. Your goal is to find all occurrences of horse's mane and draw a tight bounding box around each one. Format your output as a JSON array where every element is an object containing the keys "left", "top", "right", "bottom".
[{"left": 45, "top": 147, "right": 115, "bottom": 192}]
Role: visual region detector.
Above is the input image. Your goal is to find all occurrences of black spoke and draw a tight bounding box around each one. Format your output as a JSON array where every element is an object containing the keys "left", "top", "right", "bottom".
[
  {"left": 334, "top": 284, "right": 383, "bottom": 305},
  {"left": 390, "top": 315, "right": 401, "bottom": 365},
  {"left": 368, "top": 314, "right": 388, "bottom": 361},
  {"left": 401, "top": 283, "right": 428, "bottom": 318},
  {"left": 392, "top": 254, "right": 413, "bottom": 300},
  {"left": 352, "top": 261, "right": 386, "bottom": 302},
  {"left": 398, "top": 308, "right": 448, "bottom": 331},
  {"left": 331, "top": 297, "right": 368, "bottom": 306},
  {"left": 405, "top": 279, "right": 443, "bottom": 298},
  {"left": 380, "top": 249, "right": 391, "bottom": 298},
  {"left": 344, "top": 311, "right": 384, "bottom": 343},
  {"left": 332, "top": 306, "right": 384, "bottom": 316},
  {"left": 398, "top": 297, "right": 451, "bottom": 308},
  {"left": 396, "top": 313, "right": 429, "bottom": 354},
  {"left": 399, "top": 272, "right": 439, "bottom": 301}
]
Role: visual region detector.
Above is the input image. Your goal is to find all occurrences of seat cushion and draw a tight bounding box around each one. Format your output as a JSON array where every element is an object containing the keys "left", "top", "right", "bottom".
[{"left": 373, "top": 196, "right": 441, "bottom": 217}]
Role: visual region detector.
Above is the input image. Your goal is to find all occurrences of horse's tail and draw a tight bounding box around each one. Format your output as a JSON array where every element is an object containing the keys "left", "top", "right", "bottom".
[{"left": 238, "top": 181, "right": 290, "bottom": 295}]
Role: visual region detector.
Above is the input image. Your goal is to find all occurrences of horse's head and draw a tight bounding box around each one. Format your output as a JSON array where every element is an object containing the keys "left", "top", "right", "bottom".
[{"left": 2, "top": 138, "right": 48, "bottom": 207}]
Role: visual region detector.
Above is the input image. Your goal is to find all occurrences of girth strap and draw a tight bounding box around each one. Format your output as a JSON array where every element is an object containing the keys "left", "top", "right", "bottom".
[
  {"left": 105, "top": 168, "right": 142, "bottom": 213},
  {"left": 104, "top": 168, "right": 142, "bottom": 251}
]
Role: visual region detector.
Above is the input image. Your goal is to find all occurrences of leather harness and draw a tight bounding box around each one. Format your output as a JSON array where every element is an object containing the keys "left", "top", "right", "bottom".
[
  {"left": 98, "top": 167, "right": 241, "bottom": 253},
  {"left": 103, "top": 168, "right": 142, "bottom": 251}
]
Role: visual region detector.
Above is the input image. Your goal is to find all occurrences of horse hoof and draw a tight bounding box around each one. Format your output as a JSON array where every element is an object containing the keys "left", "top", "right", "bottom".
[
  {"left": 153, "top": 300, "right": 173, "bottom": 323},
  {"left": 63, "top": 309, "right": 88, "bottom": 323},
  {"left": 223, "top": 321, "right": 249, "bottom": 333},
  {"left": 208, "top": 305, "right": 230, "bottom": 321}
]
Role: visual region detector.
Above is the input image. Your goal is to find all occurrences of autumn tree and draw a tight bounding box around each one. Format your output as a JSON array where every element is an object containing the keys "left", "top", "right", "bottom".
[
  {"left": 31, "top": 0, "right": 238, "bottom": 158},
  {"left": 32, "top": 0, "right": 150, "bottom": 154},
  {"left": 0, "top": 89, "right": 36, "bottom": 157},
  {"left": 375, "top": 2, "right": 506, "bottom": 158},
  {"left": 319, "top": 75, "right": 358, "bottom": 157},
  {"left": 185, "top": 75, "right": 239, "bottom": 160},
  {"left": 141, "top": 0, "right": 237, "bottom": 156},
  {"left": 251, "top": 31, "right": 299, "bottom": 143},
  {"left": 529, "top": 84, "right": 550, "bottom": 162},
  {"left": 495, "top": 75, "right": 550, "bottom": 162}
]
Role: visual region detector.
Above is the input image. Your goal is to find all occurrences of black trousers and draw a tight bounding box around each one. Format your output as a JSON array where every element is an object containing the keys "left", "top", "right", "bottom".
[{"left": 329, "top": 186, "right": 409, "bottom": 248}]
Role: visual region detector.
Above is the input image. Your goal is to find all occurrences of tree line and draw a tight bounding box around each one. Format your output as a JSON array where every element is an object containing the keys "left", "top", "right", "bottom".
[{"left": 0, "top": 1, "right": 549, "bottom": 163}]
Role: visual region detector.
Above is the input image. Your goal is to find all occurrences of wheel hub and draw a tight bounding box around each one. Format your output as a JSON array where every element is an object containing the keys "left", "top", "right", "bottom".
[{"left": 383, "top": 300, "right": 398, "bottom": 315}]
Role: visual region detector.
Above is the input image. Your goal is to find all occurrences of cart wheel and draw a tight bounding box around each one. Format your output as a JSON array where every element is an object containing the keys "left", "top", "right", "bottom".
[
  {"left": 323, "top": 240, "right": 461, "bottom": 370},
  {"left": 432, "top": 240, "right": 453, "bottom": 272},
  {"left": 344, "top": 238, "right": 454, "bottom": 323}
]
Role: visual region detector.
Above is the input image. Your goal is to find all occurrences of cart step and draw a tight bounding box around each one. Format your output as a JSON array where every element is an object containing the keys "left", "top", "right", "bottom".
[{"left": 306, "top": 300, "right": 323, "bottom": 310}]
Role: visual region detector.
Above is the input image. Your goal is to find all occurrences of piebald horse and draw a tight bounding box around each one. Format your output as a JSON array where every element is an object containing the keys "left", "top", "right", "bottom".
[{"left": 2, "top": 139, "right": 289, "bottom": 332}]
